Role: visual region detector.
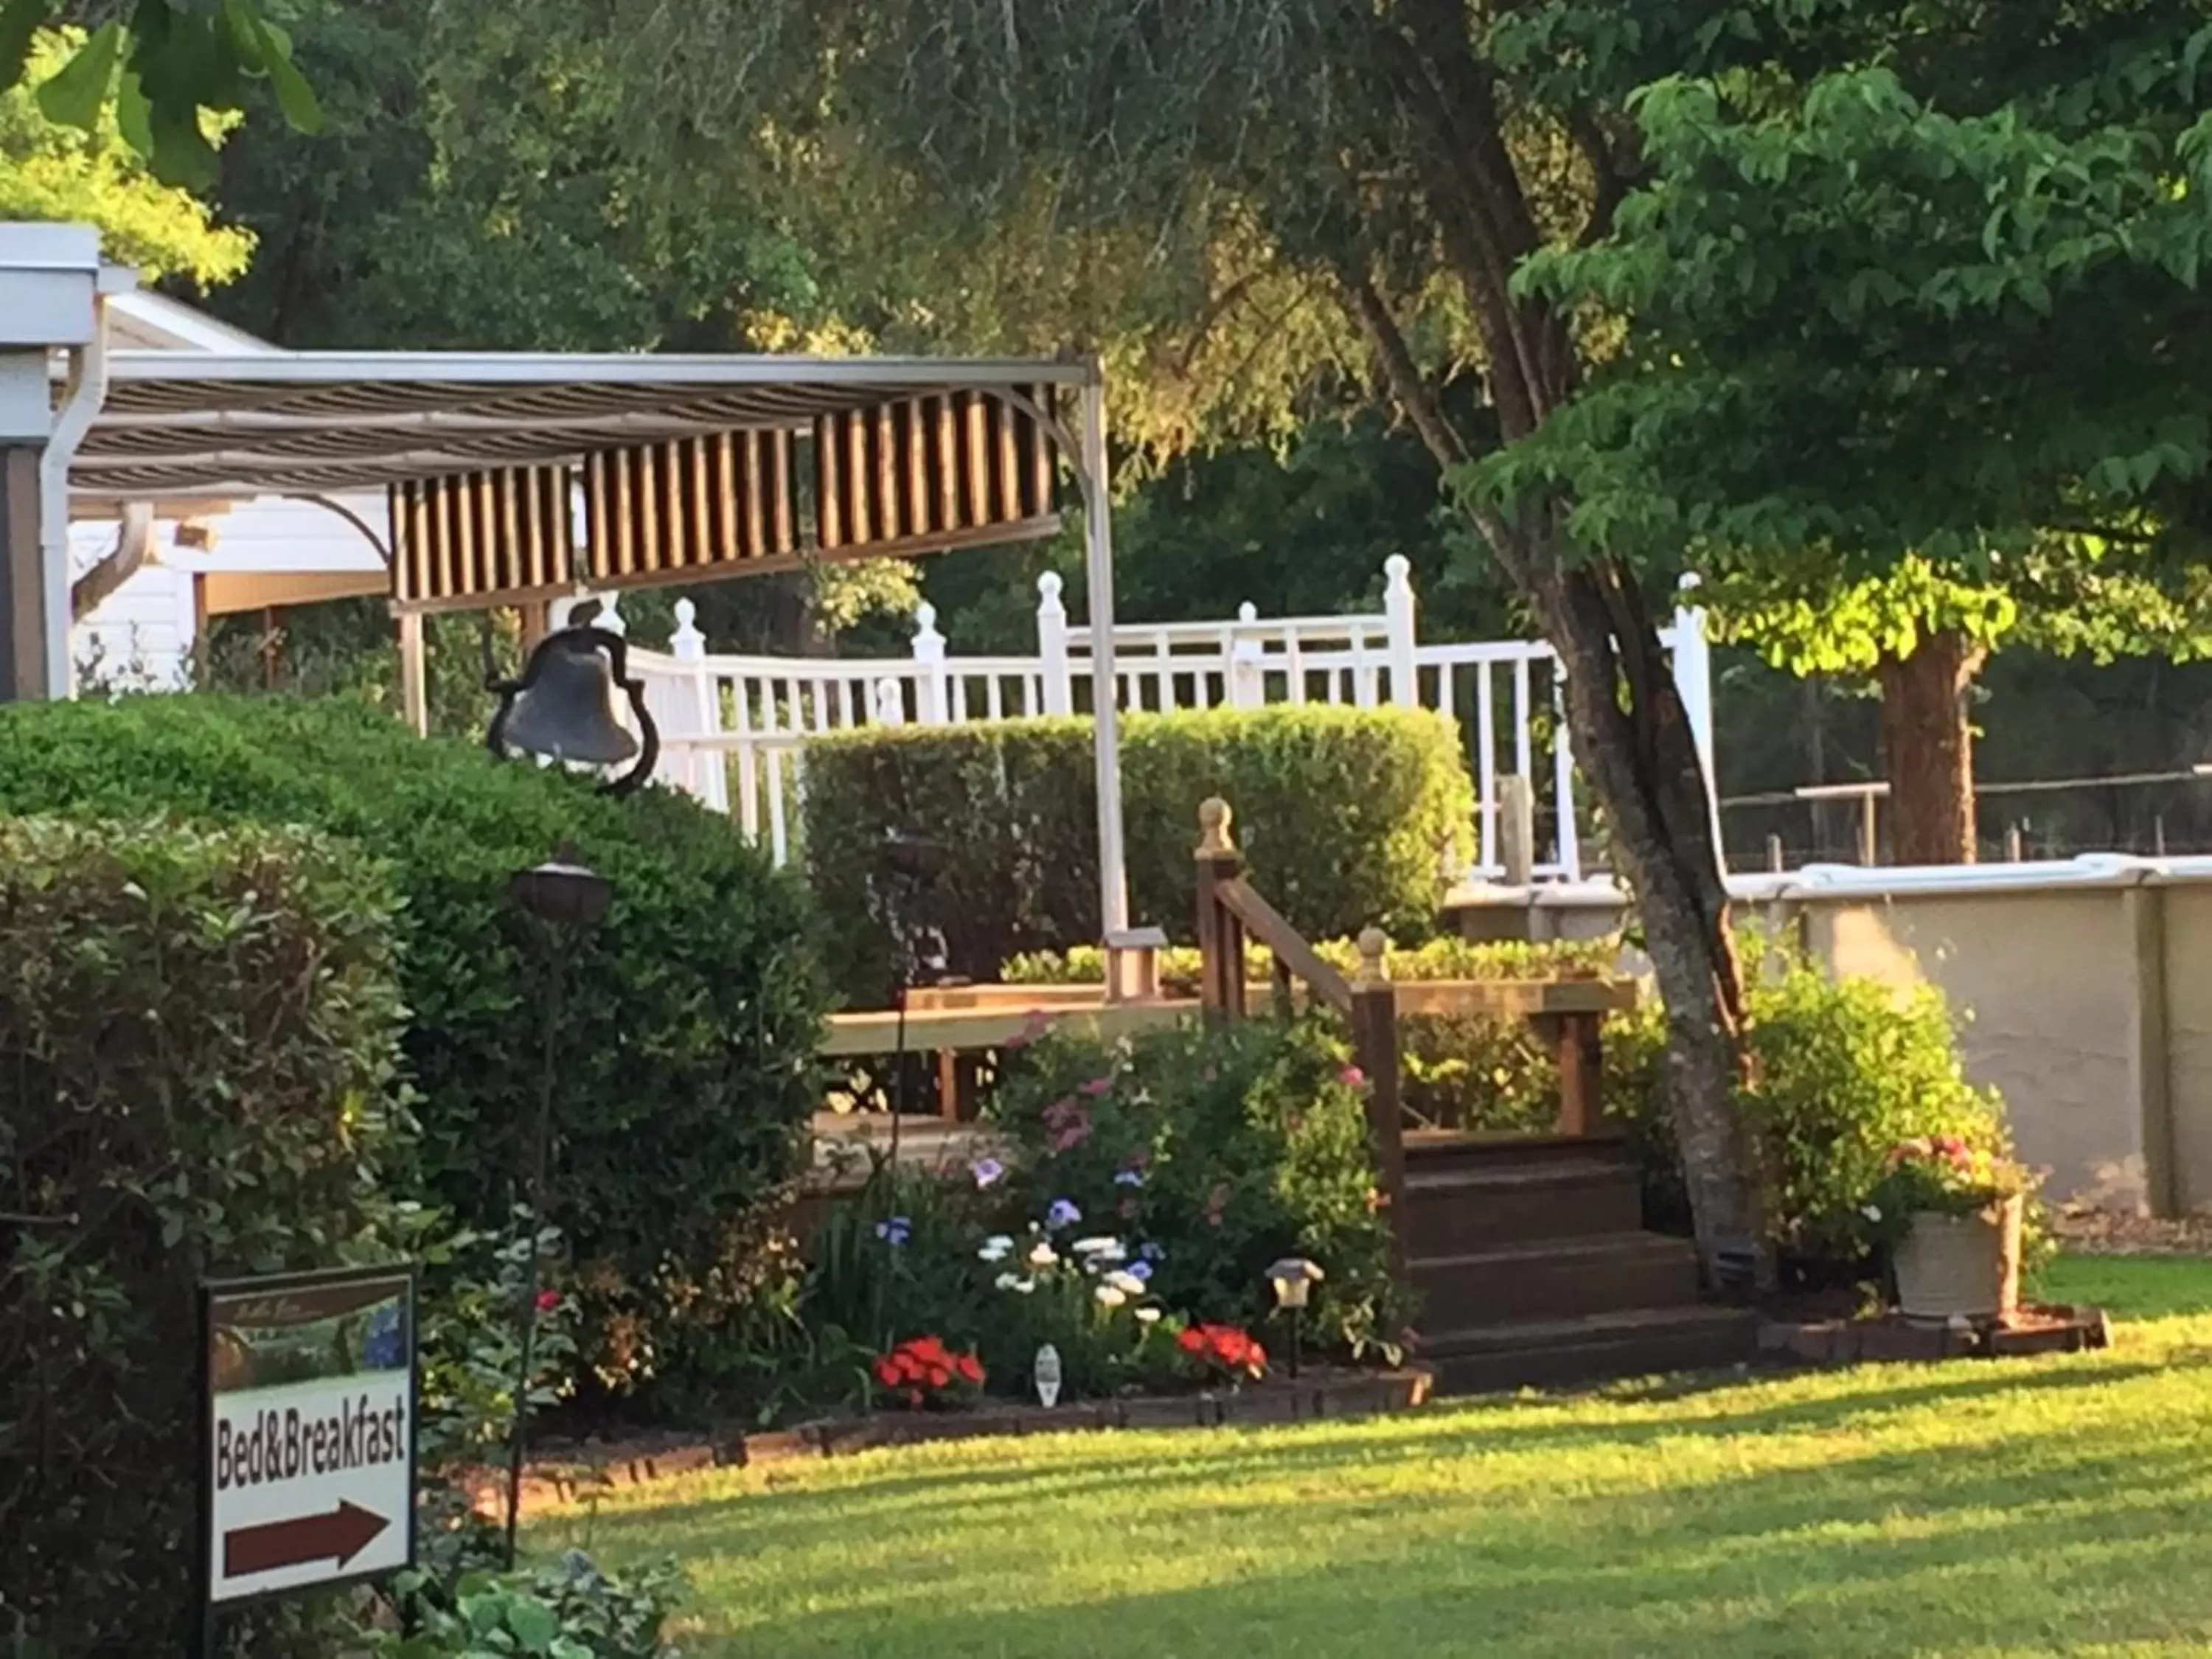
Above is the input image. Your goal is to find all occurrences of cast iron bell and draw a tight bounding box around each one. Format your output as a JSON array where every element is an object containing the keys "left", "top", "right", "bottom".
[{"left": 487, "top": 625, "right": 660, "bottom": 796}]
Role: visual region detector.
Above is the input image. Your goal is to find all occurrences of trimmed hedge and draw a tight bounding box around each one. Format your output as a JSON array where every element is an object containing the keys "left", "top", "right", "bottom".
[
  {"left": 802, "top": 705, "right": 1476, "bottom": 1005},
  {"left": 0, "top": 816, "right": 413, "bottom": 1655},
  {"left": 0, "top": 695, "right": 829, "bottom": 1398}
]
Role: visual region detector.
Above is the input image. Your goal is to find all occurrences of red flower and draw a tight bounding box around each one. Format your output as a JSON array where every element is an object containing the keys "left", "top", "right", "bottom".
[
  {"left": 535, "top": 1289, "right": 561, "bottom": 1314},
  {"left": 874, "top": 1357, "right": 901, "bottom": 1388},
  {"left": 955, "top": 1354, "right": 985, "bottom": 1385},
  {"left": 1177, "top": 1327, "right": 1206, "bottom": 1354}
]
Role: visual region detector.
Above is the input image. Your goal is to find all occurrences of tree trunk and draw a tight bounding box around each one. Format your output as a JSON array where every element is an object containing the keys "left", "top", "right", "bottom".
[
  {"left": 1876, "top": 630, "right": 1982, "bottom": 866},
  {"left": 1536, "top": 565, "right": 1768, "bottom": 1286},
  {"left": 1362, "top": 0, "right": 1769, "bottom": 1285}
]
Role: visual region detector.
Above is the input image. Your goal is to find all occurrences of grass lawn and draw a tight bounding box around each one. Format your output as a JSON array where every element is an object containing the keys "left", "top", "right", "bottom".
[{"left": 535, "top": 1256, "right": 2212, "bottom": 1658}]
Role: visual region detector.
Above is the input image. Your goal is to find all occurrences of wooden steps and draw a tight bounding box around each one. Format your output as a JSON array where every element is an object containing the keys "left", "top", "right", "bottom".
[{"left": 1404, "top": 1134, "right": 1756, "bottom": 1394}]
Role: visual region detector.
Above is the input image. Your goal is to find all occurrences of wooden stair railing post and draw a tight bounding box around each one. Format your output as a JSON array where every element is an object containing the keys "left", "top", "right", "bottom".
[
  {"left": 1350, "top": 927, "right": 1409, "bottom": 1277},
  {"left": 1195, "top": 798, "right": 1246, "bottom": 1024}
]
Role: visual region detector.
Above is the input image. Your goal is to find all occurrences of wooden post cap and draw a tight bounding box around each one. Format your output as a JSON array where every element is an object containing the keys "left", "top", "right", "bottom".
[
  {"left": 1355, "top": 927, "right": 1390, "bottom": 985},
  {"left": 1196, "top": 797, "right": 1236, "bottom": 857}
]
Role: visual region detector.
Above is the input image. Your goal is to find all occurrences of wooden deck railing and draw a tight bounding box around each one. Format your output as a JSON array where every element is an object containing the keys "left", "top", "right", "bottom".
[{"left": 1194, "top": 798, "right": 1410, "bottom": 1265}]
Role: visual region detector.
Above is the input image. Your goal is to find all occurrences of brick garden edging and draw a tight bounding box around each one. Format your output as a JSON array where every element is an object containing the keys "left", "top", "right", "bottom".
[
  {"left": 480, "top": 1365, "right": 1436, "bottom": 1512},
  {"left": 1756, "top": 1303, "right": 2112, "bottom": 1368}
]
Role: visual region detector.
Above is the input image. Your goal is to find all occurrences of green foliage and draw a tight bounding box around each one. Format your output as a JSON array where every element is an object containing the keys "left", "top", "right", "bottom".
[
  {"left": 2, "top": 0, "right": 320, "bottom": 188},
  {"left": 0, "top": 28, "right": 253, "bottom": 282},
  {"left": 0, "top": 815, "right": 412, "bottom": 1655},
  {"left": 987, "top": 1018, "right": 1411, "bottom": 1360},
  {"left": 1606, "top": 950, "right": 2011, "bottom": 1267},
  {"left": 0, "top": 695, "right": 829, "bottom": 1402},
  {"left": 1005, "top": 934, "right": 1616, "bottom": 1133},
  {"left": 1004, "top": 935, "right": 1614, "bottom": 996},
  {"left": 802, "top": 705, "right": 1475, "bottom": 1005},
  {"left": 1480, "top": 5, "right": 2212, "bottom": 617},
  {"left": 371, "top": 1552, "right": 686, "bottom": 1659}
]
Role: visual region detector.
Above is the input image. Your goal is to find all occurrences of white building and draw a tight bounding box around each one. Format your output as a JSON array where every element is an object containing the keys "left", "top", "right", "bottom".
[{"left": 69, "top": 291, "right": 386, "bottom": 689}]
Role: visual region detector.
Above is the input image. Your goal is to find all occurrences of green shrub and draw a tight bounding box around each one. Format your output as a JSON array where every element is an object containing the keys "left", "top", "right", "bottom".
[
  {"left": 802, "top": 705, "right": 1476, "bottom": 1005},
  {"left": 986, "top": 1018, "right": 1412, "bottom": 1362},
  {"left": 0, "top": 695, "right": 829, "bottom": 1400},
  {"left": 369, "top": 1552, "right": 686, "bottom": 1658},
  {"left": 1605, "top": 951, "right": 2012, "bottom": 1267},
  {"left": 0, "top": 816, "right": 413, "bottom": 1656},
  {"left": 1004, "top": 936, "right": 1614, "bottom": 1133}
]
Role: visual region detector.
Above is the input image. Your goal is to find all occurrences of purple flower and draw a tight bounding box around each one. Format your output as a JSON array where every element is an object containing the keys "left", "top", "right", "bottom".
[
  {"left": 1114, "top": 1168, "right": 1144, "bottom": 1188},
  {"left": 1046, "top": 1198, "right": 1082, "bottom": 1230},
  {"left": 1126, "top": 1259, "right": 1153, "bottom": 1284},
  {"left": 1138, "top": 1242, "right": 1165, "bottom": 1263},
  {"left": 970, "top": 1157, "right": 1006, "bottom": 1189},
  {"left": 875, "top": 1216, "right": 912, "bottom": 1247}
]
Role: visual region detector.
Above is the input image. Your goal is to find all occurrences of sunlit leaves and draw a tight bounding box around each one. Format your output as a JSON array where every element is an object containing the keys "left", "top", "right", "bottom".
[{"left": 2, "top": 0, "right": 319, "bottom": 187}]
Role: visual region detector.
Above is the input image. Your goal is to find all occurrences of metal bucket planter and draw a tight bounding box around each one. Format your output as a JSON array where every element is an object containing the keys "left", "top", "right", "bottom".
[{"left": 1893, "top": 1195, "right": 2023, "bottom": 1324}]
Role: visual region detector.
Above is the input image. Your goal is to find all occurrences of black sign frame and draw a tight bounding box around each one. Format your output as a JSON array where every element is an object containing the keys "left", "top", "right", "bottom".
[{"left": 195, "top": 1262, "right": 421, "bottom": 1652}]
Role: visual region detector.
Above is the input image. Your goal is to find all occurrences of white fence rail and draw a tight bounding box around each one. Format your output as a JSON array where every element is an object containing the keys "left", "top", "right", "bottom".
[{"left": 574, "top": 558, "right": 1717, "bottom": 880}]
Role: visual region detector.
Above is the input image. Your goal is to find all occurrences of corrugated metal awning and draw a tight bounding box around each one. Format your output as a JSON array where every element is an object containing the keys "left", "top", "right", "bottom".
[{"left": 80, "top": 352, "right": 1084, "bottom": 612}]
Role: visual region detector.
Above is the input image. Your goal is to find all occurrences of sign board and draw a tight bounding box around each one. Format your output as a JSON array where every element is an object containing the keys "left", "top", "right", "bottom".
[{"left": 201, "top": 1265, "right": 417, "bottom": 1607}]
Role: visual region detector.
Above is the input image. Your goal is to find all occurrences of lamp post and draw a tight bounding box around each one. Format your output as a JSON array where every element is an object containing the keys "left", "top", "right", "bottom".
[
  {"left": 498, "top": 844, "right": 612, "bottom": 1568},
  {"left": 1265, "top": 1257, "right": 1324, "bottom": 1382},
  {"left": 874, "top": 832, "right": 954, "bottom": 1142}
]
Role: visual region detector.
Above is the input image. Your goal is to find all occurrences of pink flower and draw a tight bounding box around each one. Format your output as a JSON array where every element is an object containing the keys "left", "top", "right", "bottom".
[
  {"left": 1339, "top": 1065, "right": 1366, "bottom": 1089},
  {"left": 535, "top": 1289, "right": 560, "bottom": 1314},
  {"left": 1049, "top": 1115, "right": 1093, "bottom": 1154},
  {"left": 1079, "top": 1077, "right": 1114, "bottom": 1098}
]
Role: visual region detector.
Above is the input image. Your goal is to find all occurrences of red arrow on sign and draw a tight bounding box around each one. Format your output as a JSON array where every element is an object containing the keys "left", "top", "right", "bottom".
[{"left": 223, "top": 1500, "right": 391, "bottom": 1578}]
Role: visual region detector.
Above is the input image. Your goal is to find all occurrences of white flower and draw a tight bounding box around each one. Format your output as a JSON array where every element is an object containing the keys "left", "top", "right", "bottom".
[
  {"left": 1093, "top": 1284, "right": 1128, "bottom": 1308},
  {"left": 994, "top": 1271, "right": 1023, "bottom": 1290},
  {"left": 1028, "top": 1242, "right": 1060, "bottom": 1268},
  {"left": 1104, "top": 1270, "right": 1147, "bottom": 1297},
  {"left": 1135, "top": 1307, "right": 1163, "bottom": 1324},
  {"left": 1071, "top": 1236, "right": 1125, "bottom": 1257},
  {"left": 1861, "top": 1204, "right": 1883, "bottom": 1222},
  {"left": 978, "top": 1235, "right": 1015, "bottom": 1263}
]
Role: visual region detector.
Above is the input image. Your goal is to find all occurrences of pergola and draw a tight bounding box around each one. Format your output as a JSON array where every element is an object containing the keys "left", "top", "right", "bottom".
[{"left": 46, "top": 330, "right": 1136, "bottom": 943}]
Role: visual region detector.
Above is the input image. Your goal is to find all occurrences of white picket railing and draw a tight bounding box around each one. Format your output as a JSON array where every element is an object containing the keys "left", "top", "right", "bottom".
[{"left": 583, "top": 558, "right": 1717, "bottom": 880}]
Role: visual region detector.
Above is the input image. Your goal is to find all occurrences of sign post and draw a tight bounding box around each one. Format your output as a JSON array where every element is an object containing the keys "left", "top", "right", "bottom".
[{"left": 198, "top": 1265, "right": 418, "bottom": 1652}]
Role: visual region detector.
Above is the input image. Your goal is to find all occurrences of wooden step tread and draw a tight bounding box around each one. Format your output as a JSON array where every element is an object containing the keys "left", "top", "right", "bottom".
[
  {"left": 1404, "top": 1131, "right": 1627, "bottom": 1157},
  {"left": 1419, "top": 1304, "right": 1756, "bottom": 1355},
  {"left": 1404, "top": 1159, "right": 1637, "bottom": 1192},
  {"left": 1409, "top": 1232, "right": 1697, "bottom": 1273}
]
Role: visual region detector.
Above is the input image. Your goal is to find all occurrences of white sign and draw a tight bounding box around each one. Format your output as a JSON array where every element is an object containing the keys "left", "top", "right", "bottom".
[
  {"left": 1034, "top": 1343, "right": 1062, "bottom": 1409},
  {"left": 203, "top": 1268, "right": 416, "bottom": 1605}
]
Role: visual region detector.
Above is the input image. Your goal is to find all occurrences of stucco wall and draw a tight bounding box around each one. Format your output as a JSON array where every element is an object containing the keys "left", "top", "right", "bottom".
[{"left": 1797, "top": 891, "right": 2155, "bottom": 1213}]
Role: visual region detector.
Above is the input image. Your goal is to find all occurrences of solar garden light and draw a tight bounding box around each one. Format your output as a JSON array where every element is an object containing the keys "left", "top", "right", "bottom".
[
  {"left": 498, "top": 844, "right": 613, "bottom": 1568},
  {"left": 1266, "top": 1257, "right": 1324, "bottom": 1380}
]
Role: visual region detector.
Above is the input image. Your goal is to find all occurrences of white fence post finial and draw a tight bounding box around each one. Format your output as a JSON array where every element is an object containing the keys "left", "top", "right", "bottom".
[
  {"left": 1383, "top": 554, "right": 1419, "bottom": 709},
  {"left": 669, "top": 598, "right": 705, "bottom": 661},
  {"left": 913, "top": 602, "right": 948, "bottom": 724},
  {"left": 1036, "top": 572, "right": 1074, "bottom": 715},
  {"left": 1229, "top": 601, "right": 1265, "bottom": 709}
]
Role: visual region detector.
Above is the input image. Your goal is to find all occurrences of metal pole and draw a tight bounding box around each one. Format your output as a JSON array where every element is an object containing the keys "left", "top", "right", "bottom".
[
  {"left": 1860, "top": 792, "right": 1879, "bottom": 866},
  {"left": 504, "top": 924, "right": 563, "bottom": 1570},
  {"left": 1077, "top": 372, "right": 1130, "bottom": 937}
]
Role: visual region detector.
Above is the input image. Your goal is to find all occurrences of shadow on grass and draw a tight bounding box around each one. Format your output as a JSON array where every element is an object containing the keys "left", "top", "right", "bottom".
[{"left": 559, "top": 1422, "right": 2212, "bottom": 1659}]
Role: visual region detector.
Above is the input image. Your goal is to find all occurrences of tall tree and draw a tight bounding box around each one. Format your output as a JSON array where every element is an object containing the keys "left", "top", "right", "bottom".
[
  {"left": 1485, "top": 4, "right": 2212, "bottom": 866},
  {"left": 535, "top": 0, "right": 1770, "bottom": 1270}
]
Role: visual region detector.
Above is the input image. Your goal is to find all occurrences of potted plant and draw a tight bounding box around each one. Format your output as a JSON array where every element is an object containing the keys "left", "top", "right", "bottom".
[{"left": 1866, "top": 1135, "right": 2036, "bottom": 1324}]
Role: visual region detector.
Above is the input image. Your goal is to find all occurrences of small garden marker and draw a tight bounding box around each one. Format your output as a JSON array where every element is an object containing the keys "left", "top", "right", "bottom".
[{"left": 1034, "top": 1343, "right": 1062, "bottom": 1409}]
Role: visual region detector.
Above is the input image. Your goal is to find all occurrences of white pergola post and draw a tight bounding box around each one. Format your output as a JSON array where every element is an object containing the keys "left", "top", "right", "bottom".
[
  {"left": 0, "top": 224, "right": 132, "bottom": 701},
  {"left": 1078, "top": 371, "right": 1130, "bottom": 939}
]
